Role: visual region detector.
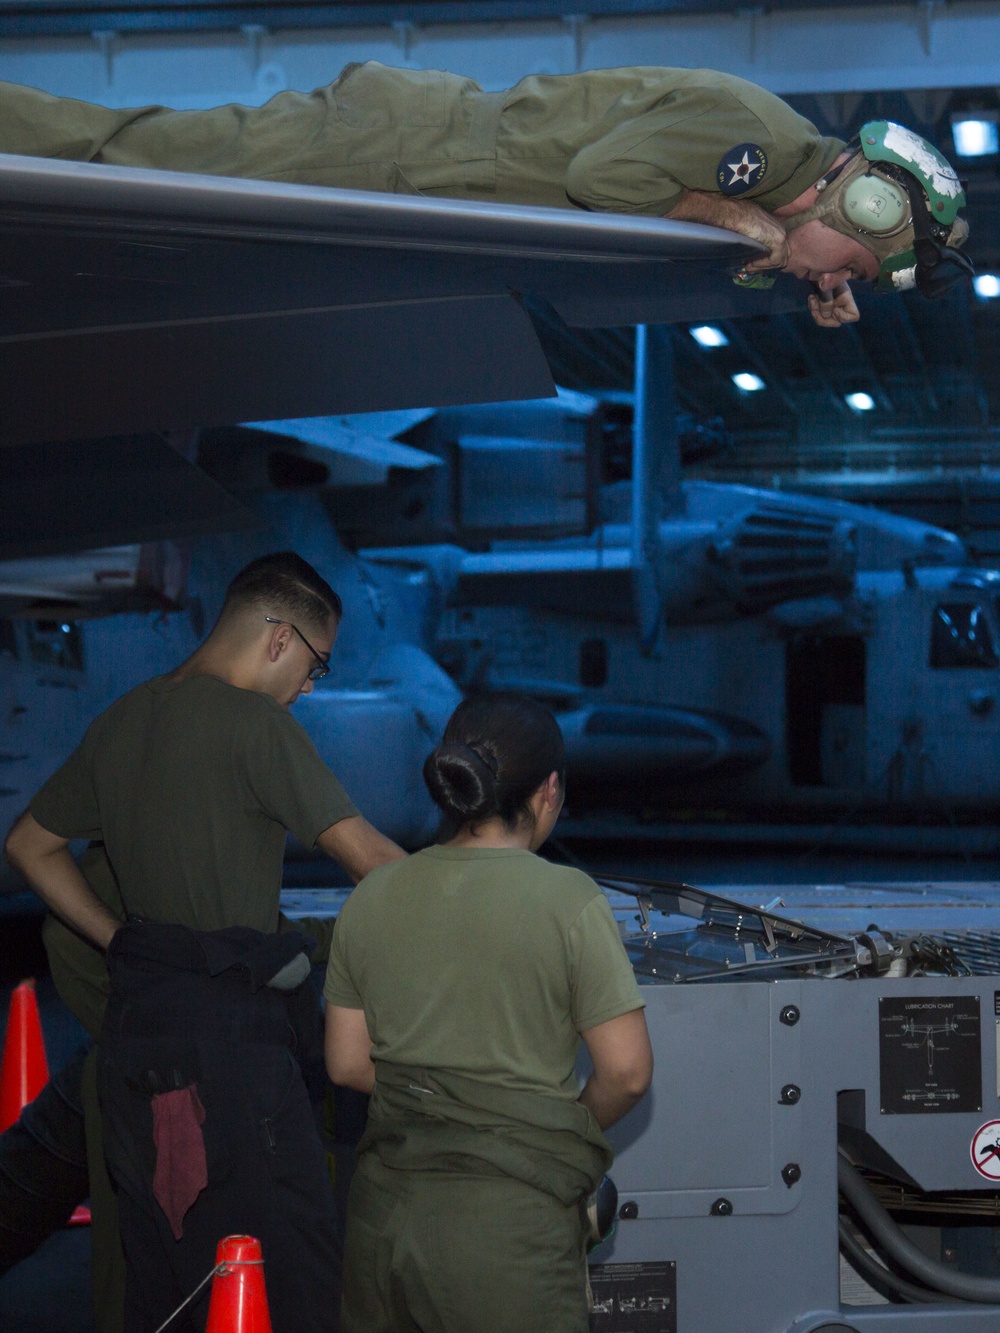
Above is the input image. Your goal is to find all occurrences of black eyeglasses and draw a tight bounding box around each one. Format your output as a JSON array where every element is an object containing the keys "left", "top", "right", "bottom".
[{"left": 264, "top": 617, "right": 330, "bottom": 680}]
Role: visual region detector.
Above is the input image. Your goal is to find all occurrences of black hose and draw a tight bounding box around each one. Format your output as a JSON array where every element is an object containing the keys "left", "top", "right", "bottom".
[
  {"left": 838, "top": 1152, "right": 1000, "bottom": 1304},
  {"left": 838, "top": 1220, "right": 954, "bottom": 1305}
]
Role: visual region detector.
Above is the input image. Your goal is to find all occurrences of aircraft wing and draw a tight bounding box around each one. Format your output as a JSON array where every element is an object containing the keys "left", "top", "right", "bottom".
[{"left": 0, "top": 153, "right": 773, "bottom": 447}]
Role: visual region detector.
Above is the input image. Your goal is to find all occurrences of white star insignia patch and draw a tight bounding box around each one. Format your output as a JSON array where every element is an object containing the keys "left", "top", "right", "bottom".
[
  {"left": 727, "top": 152, "right": 762, "bottom": 186},
  {"left": 717, "top": 143, "right": 768, "bottom": 194}
]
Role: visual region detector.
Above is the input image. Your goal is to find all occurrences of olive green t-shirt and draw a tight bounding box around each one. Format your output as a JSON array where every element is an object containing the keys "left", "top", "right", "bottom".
[
  {"left": 31, "top": 673, "right": 357, "bottom": 933},
  {"left": 324, "top": 845, "right": 643, "bottom": 1102},
  {"left": 0, "top": 63, "right": 842, "bottom": 216},
  {"left": 42, "top": 842, "right": 339, "bottom": 1038}
]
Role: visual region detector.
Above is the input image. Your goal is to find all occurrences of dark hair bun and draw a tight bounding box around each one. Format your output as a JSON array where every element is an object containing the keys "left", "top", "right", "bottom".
[
  {"left": 425, "top": 694, "right": 564, "bottom": 832},
  {"left": 423, "top": 742, "right": 498, "bottom": 823}
]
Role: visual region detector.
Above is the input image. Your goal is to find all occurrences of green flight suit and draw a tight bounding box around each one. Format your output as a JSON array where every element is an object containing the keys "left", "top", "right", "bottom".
[
  {"left": 0, "top": 63, "right": 843, "bottom": 215},
  {"left": 41, "top": 844, "right": 337, "bottom": 1333},
  {"left": 325, "top": 845, "right": 644, "bottom": 1333}
]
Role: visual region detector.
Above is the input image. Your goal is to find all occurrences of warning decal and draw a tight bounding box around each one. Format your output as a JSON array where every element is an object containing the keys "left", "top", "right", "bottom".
[
  {"left": 589, "top": 1261, "right": 676, "bottom": 1333},
  {"left": 879, "top": 994, "right": 981, "bottom": 1114},
  {"left": 971, "top": 1120, "right": 1000, "bottom": 1181}
]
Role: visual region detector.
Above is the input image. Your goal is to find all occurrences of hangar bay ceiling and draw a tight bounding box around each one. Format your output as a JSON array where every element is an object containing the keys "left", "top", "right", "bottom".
[{"left": 1, "top": 2, "right": 998, "bottom": 554}]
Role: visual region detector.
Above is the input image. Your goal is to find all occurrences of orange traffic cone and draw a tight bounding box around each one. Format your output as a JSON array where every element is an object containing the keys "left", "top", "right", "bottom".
[
  {"left": 205, "top": 1236, "right": 273, "bottom": 1333},
  {"left": 0, "top": 979, "right": 49, "bottom": 1133},
  {"left": 0, "top": 979, "right": 91, "bottom": 1225}
]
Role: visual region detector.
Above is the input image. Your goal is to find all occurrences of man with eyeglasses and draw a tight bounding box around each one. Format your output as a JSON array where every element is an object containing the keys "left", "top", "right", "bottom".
[
  {"left": 6, "top": 550, "right": 403, "bottom": 1333},
  {"left": 264, "top": 613, "right": 332, "bottom": 682},
  {"left": 0, "top": 64, "right": 972, "bottom": 327}
]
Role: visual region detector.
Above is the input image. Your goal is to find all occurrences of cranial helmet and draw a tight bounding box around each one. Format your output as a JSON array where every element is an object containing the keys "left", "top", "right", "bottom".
[{"left": 785, "top": 120, "right": 973, "bottom": 297}]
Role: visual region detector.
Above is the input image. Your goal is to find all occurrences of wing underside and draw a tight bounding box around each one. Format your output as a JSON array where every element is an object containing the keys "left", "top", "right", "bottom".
[{"left": 0, "top": 153, "right": 777, "bottom": 445}]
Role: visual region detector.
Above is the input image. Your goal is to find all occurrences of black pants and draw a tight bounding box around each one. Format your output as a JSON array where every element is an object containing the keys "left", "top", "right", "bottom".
[
  {"left": 0, "top": 1044, "right": 90, "bottom": 1275},
  {"left": 98, "top": 937, "right": 340, "bottom": 1333}
]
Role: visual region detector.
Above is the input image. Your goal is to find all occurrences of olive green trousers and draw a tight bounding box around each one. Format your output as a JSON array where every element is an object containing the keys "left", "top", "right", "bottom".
[{"left": 342, "top": 1152, "right": 589, "bottom": 1333}]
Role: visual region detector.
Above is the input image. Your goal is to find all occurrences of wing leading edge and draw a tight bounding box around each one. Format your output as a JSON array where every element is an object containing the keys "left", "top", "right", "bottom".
[{"left": 0, "top": 154, "right": 770, "bottom": 445}]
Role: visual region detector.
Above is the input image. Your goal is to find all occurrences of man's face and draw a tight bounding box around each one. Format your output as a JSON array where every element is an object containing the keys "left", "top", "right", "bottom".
[
  {"left": 278, "top": 615, "right": 338, "bottom": 708},
  {"left": 783, "top": 220, "right": 880, "bottom": 289}
]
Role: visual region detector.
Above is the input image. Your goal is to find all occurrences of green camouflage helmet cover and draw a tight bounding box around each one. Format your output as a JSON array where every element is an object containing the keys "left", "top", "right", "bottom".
[{"left": 784, "top": 120, "right": 971, "bottom": 295}]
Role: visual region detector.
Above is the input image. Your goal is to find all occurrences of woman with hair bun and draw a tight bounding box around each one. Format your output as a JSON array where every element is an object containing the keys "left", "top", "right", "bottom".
[{"left": 324, "top": 693, "right": 652, "bottom": 1333}]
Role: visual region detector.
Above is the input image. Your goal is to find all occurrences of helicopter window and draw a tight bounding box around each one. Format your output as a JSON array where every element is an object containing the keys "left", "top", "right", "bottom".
[
  {"left": 0, "top": 619, "right": 16, "bottom": 660},
  {"left": 27, "top": 620, "right": 84, "bottom": 672},
  {"left": 579, "top": 638, "right": 608, "bottom": 688},
  {"left": 930, "top": 604, "right": 999, "bottom": 669},
  {"left": 786, "top": 635, "right": 866, "bottom": 787}
]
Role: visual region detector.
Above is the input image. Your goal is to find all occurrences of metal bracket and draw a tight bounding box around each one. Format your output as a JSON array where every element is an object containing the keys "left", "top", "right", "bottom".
[
  {"left": 92, "top": 30, "right": 117, "bottom": 86},
  {"left": 241, "top": 24, "right": 268, "bottom": 76}
]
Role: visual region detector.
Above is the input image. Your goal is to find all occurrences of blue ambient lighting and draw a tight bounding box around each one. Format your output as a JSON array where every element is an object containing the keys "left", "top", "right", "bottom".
[
  {"left": 690, "top": 324, "right": 729, "bottom": 348},
  {"left": 846, "top": 392, "right": 875, "bottom": 412},
  {"left": 731, "top": 371, "right": 765, "bottom": 392},
  {"left": 974, "top": 274, "right": 1000, "bottom": 299},
  {"left": 952, "top": 117, "right": 999, "bottom": 157}
]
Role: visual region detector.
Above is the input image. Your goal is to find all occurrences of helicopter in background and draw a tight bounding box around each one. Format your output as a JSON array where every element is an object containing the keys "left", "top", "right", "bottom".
[
  {"left": 0, "top": 461, "right": 461, "bottom": 892},
  {"left": 3, "top": 389, "right": 998, "bottom": 887},
  {"left": 343, "top": 387, "right": 1000, "bottom": 849}
]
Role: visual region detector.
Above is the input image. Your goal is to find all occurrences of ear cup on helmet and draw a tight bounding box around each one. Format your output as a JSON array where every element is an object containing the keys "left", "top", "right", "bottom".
[{"left": 841, "top": 173, "right": 910, "bottom": 234}]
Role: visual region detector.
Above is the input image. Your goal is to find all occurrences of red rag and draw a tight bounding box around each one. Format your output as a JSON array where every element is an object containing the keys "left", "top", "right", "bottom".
[{"left": 151, "top": 1085, "right": 208, "bottom": 1240}]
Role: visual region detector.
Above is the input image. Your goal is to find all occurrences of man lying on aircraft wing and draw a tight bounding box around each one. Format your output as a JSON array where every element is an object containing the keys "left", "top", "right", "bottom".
[{"left": 0, "top": 63, "right": 972, "bottom": 326}]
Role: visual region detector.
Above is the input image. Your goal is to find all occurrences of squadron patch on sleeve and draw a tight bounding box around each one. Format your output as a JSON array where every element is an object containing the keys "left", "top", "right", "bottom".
[{"left": 717, "top": 143, "right": 768, "bottom": 195}]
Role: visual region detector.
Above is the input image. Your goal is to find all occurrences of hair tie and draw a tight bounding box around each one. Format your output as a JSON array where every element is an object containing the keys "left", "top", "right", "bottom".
[{"left": 466, "top": 742, "right": 498, "bottom": 778}]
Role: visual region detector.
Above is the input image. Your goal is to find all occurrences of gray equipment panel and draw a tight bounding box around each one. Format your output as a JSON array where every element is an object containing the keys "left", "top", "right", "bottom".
[
  {"left": 610, "top": 984, "right": 803, "bottom": 1216},
  {"left": 597, "top": 975, "right": 1000, "bottom": 1332},
  {"left": 582, "top": 883, "right": 1000, "bottom": 1331}
]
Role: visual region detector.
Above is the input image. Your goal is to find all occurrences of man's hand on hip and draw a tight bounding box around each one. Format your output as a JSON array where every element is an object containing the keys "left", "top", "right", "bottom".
[{"left": 4, "top": 811, "right": 121, "bottom": 949}]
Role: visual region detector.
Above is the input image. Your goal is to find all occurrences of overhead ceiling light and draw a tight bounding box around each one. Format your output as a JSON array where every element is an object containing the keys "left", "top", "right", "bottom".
[
  {"left": 846, "top": 391, "right": 875, "bottom": 412},
  {"left": 690, "top": 324, "right": 729, "bottom": 348},
  {"left": 731, "top": 371, "right": 765, "bottom": 392},
  {"left": 974, "top": 273, "right": 1000, "bottom": 299},
  {"left": 951, "top": 113, "right": 999, "bottom": 157}
]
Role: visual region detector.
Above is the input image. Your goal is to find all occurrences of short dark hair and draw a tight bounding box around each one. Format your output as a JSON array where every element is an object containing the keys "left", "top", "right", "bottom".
[
  {"left": 223, "top": 552, "right": 343, "bottom": 630},
  {"left": 423, "top": 693, "right": 565, "bottom": 832}
]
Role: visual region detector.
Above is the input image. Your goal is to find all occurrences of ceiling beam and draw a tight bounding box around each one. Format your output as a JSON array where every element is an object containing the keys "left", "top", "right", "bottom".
[{"left": 2, "top": 3, "right": 998, "bottom": 107}]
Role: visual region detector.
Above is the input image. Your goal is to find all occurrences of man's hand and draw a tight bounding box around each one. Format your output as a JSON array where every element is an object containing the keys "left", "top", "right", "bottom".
[
  {"left": 808, "top": 282, "right": 860, "bottom": 328},
  {"left": 667, "top": 190, "right": 788, "bottom": 270},
  {"left": 5, "top": 812, "right": 120, "bottom": 949}
]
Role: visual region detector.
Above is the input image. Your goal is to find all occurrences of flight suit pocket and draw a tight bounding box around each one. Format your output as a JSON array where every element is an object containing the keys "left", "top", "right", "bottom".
[
  {"left": 249, "top": 1047, "right": 330, "bottom": 1198},
  {"left": 366, "top": 162, "right": 425, "bottom": 195},
  {"left": 333, "top": 62, "right": 385, "bottom": 128},
  {"left": 102, "top": 1038, "right": 234, "bottom": 1189},
  {"left": 334, "top": 62, "right": 447, "bottom": 129},
  {"left": 254, "top": 1048, "right": 300, "bottom": 1154}
]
